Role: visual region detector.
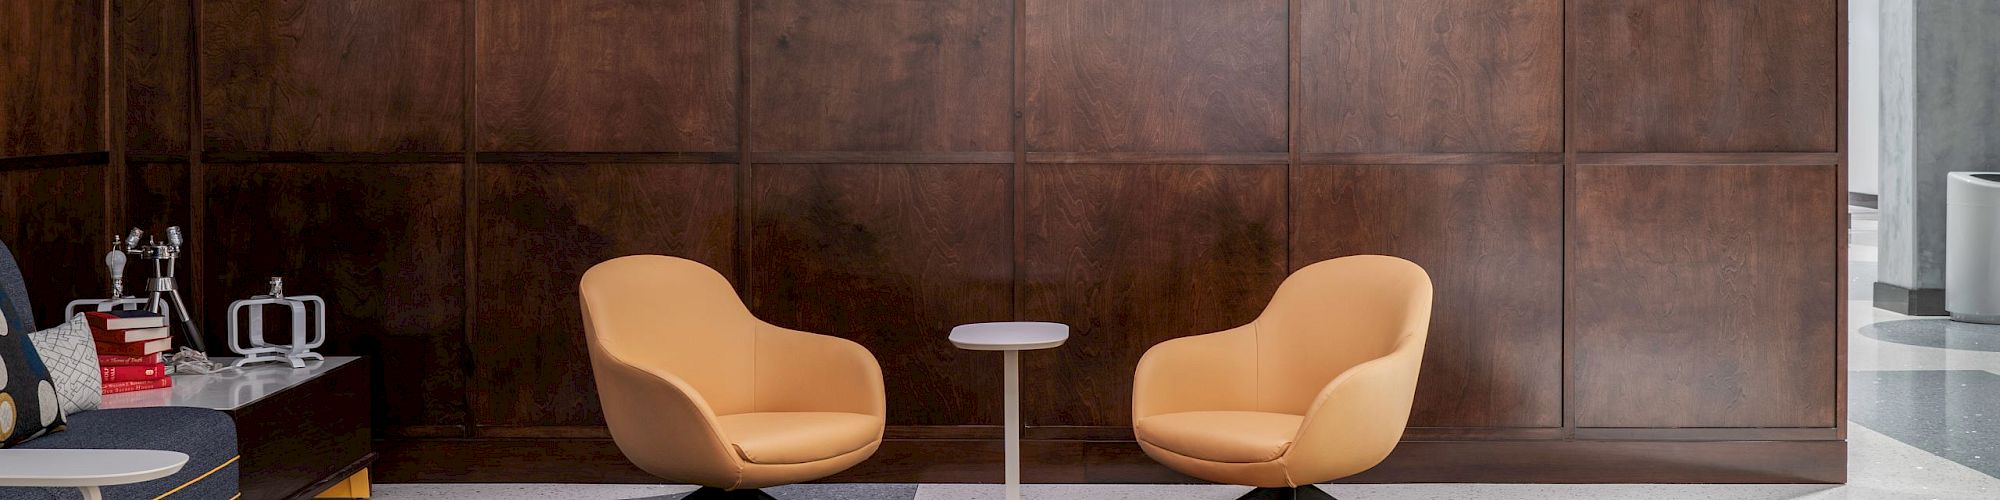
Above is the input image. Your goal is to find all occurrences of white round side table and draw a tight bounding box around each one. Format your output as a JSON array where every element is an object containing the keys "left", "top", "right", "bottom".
[
  {"left": 0, "top": 449, "right": 189, "bottom": 500},
  {"left": 949, "top": 321, "right": 1070, "bottom": 500}
]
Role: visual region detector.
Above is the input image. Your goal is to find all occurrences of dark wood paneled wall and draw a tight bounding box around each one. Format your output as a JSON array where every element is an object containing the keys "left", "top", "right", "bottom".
[
  {"left": 751, "top": 163, "right": 1014, "bottom": 426},
  {"left": 1, "top": 0, "right": 1845, "bottom": 484},
  {"left": 202, "top": 163, "right": 471, "bottom": 430},
  {"left": 478, "top": 1, "right": 738, "bottom": 152},
  {"left": 476, "top": 162, "right": 739, "bottom": 430},
  {"left": 202, "top": 0, "right": 465, "bottom": 152},
  {"left": 0, "top": 0, "right": 113, "bottom": 329}
]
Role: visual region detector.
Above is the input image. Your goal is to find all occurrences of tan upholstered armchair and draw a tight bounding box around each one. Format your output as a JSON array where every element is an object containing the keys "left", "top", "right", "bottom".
[
  {"left": 580, "top": 255, "right": 885, "bottom": 499},
  {"left": 1132, "top": 255, "right": 1433, "bottom": 500}
]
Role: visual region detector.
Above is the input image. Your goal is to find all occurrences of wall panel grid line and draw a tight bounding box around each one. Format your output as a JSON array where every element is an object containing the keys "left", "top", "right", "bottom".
[
  {"left": 462, "top": 0, "right": 482, "bottom": 439},
  {"left": 1010, "top": 0, "right": 1029, "bottom": 324}
]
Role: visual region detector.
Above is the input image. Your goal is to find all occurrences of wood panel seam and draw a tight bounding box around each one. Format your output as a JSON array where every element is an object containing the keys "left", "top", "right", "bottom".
[{"left": 462, "top": 0, "right": 480, "bottom": 438}]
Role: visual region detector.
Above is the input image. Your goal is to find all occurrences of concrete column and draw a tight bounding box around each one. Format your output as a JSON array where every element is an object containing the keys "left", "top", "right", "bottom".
[
  {"left": 1851, "top": 0, "right": 1881, "bottom": 197},
  {"left": 1876, "top": 0, "right": 2000, "bottom": 315}
]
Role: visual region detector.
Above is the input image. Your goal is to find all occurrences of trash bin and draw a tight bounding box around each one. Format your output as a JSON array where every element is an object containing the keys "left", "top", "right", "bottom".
[{"left": 1947, "top": 172, "right": 2000, "bottom": 324}]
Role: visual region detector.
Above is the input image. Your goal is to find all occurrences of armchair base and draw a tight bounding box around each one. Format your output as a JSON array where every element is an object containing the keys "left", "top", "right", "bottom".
[
  {"left": 1238, "top": 486, "right": 1337, "bottom": 500},
  {"left": 685, "top": 486, "right": 778, "bottom": 499}
]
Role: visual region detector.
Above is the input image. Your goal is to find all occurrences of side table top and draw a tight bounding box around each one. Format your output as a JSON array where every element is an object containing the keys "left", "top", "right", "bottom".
[
  {"left": 949, "top": 322, "right": 1070, "bottom": 351},
  {"left": 100, "top": 356, "right": 360, "bottom": 411},
  {"left": 0, "top": 449, "right": 188, "bottom": 487}
]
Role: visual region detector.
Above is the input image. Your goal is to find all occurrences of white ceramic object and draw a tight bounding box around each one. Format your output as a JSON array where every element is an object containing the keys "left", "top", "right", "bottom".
[{"left": 1948, "top": 172, "right": 2000, "bottom": 324}]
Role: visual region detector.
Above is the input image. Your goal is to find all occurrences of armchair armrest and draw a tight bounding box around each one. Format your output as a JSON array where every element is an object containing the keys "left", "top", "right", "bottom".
[
  {"left": 587, "top": 347, "right": 744, "bottom": 486},
  {"left": 752, "top": 323, "right": 886, "bottom": 418},
  {"left": 1132, "top": 325, "right": 1258, "bottom": 421},
  {"left": 1283, "top": 332, "right": 1427, "bottom": 479}
]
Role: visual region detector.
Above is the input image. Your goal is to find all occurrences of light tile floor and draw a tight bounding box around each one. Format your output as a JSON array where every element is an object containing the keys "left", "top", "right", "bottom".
[{"left": 379, "top": 207, "right": 2000, "bottom": 499}]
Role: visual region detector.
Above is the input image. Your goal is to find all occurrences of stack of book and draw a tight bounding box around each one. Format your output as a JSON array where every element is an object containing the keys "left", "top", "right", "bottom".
[{"left": 84, "top": 310, "right": 176, "bottom": 394}]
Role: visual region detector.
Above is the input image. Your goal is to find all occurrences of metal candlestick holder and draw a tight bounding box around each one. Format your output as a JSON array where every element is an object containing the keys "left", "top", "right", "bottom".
[{"left": 226, "top": 277, "right": 327, "bottom": 369}]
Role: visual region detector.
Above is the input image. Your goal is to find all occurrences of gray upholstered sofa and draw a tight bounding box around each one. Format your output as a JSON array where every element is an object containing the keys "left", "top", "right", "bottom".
[{"left": 0, "top": 240, "right": 238, "bottom": 500}]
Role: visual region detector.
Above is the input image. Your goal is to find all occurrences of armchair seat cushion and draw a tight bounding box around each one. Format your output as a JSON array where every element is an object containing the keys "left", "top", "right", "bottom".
[
  {"left": 1136, "top": 411, "right": 1303, "bottom": 464},
  {"left": 717, "top": 412, "right": 882, "bottom": 465}
]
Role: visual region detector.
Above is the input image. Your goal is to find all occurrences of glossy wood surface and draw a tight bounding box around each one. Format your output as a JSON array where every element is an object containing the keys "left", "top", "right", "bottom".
[
  {"left": 1568, "top": 164, "right": 1840, "bottom": 428},
  {"left": 750, "top": 163, "right": 1014, "bottom": 426},
  {"left": 748, "top": 0, "right": 1013, "bottom": 152},
  {"left": 1291, "top": 164, "right": 1563, "bottom": 428},
  {"left": 0, "top": 1, "right": 109, "bottom": 331},
  {"left": 1299, "top": 0, "right": 1563, "bottom": 153},
  {"left": 202, "top": 164, "right": 468, "bottom": 431},
  {"left": 1023, "top": 0, "right": 1288, "bottom": 152},
  {"left": 229, "top": 357, "right": 372, "bottom": 500},
  {"left": 0, "top": 164, "right": 112, "bottom": 328},
  {"left": 0, "top": 0, "right": 102, "bottom": 157},
  {"left": 471, "top": 163, "right": 739, "bottom": 428},
  {"left": 477, "top": 0, "right": 738, "bottom": 152},
  {"left": 201, "top": 0, "right": 465, "bottom": 151},
  {"left": 126, "top": 162, "right": 191, "bottom": 233},
  {"left": 1019, "top": 163, "right": 1288, "bottom": 426},
  {"left": 117, "top": 0, "right": 192, "bottom": 154},
  {"left": 1569, "top": 0, "right": 1839, "bottom": 152}
]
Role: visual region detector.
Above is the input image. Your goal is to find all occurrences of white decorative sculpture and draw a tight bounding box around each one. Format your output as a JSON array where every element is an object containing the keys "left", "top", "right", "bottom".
[{"left": 226, "top": 277, "right": 326, "bottom": 369}]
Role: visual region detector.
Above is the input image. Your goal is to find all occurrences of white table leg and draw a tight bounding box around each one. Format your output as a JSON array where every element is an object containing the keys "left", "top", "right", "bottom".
[
  {"left": 78, "top": 486, "right": 102, "bottom": 500},
  {"left": 1004, "top": 349, "right": 1020, "bottom": 500}
]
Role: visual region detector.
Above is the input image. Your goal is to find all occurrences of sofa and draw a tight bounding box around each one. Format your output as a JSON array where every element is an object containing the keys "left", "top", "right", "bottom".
[{"left": 0, "top": 239, "right": 238, "bottom": 500}]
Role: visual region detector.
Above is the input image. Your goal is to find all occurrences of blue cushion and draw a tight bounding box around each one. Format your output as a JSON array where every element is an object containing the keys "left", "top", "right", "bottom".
[
  {"left": 0, "top": 407, "right": 239, "bottom": 499},
  {"left": 0, "top": 240, "right": 32, "bottom": 334}
]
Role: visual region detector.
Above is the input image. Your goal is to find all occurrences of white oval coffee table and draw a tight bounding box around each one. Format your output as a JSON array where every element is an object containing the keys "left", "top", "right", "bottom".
[
  {"left": 0, "top": 449, "right": 189, "bottom": 500},
  {"left": 950, "top": 321, "right": 1070, "bottom": 500}
]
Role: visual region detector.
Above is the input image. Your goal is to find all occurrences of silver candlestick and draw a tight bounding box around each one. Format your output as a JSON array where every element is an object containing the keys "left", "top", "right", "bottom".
[{"left": 145, "top": 226, "right": 204, "bottom": 352}]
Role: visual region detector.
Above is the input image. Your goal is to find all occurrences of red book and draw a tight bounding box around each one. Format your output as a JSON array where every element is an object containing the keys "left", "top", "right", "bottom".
[
  {"left": 101, "top": 378, "right": 173, "bottom": 394},
  {"left": 100, "top": 363, "right": 168, "bottom": 382},
  {"left": 97, "top": 353, "right": 163, "bottom": 366},
  {"left": 90, "top": 326, "right": 170, "bottom": 344},
  {"left": 83, "top": 310, "right": 168, "bottom": 330},
  {"left": 95, "top": 338, "right": 173, "bottom": 356}
]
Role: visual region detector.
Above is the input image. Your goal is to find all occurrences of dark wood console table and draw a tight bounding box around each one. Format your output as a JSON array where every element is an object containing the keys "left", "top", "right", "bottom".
[{"left": 102, "top": 357, "right": 373, "bottom": 499}]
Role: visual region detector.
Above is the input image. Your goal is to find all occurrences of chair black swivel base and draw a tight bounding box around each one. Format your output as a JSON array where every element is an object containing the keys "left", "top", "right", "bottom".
[
  {"left": 1238, "top": 486, "right": 1337, "bottom": 500},
  {"left": 683, "top": 487, "right": 777, "bottom": 499}
]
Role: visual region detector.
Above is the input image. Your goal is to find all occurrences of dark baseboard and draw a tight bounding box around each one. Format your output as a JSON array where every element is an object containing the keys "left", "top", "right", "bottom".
[
  {"left": 1875, "top": 282, "right": 1947, "bottom": 316},
  {"left": 373, "top": 437, "right": 1844, "bottom": 484},
  {"left": 1848, "top": 191, "right": 1878, "bottom": 209}
]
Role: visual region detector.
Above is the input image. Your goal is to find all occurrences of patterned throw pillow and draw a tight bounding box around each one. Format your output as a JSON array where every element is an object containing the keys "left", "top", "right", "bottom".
[
  {"left": 1, "top": 316, "right": 66, "bottom": 447},
  {"left": 28, "top": 314, "right": 101, "bottom": 416}
]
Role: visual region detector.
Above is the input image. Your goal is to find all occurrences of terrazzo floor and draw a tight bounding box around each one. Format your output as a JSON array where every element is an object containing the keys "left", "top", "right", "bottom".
[{"left": 377, "top": 207, "right": 2000, "bottom": 499}]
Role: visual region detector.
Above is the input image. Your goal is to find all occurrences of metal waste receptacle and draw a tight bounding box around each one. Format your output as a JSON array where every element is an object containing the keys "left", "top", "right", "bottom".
[{"left": 1948, "top": 172, "right": 2000, "bottom": 324}]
